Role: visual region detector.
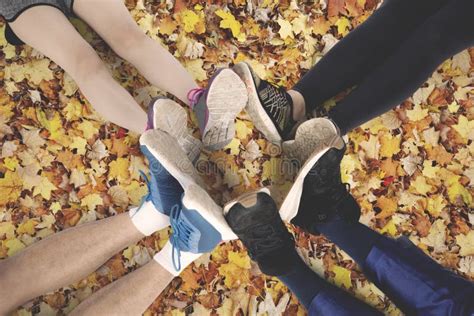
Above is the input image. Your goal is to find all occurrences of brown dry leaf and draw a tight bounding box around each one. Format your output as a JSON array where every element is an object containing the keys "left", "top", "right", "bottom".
[
  {"left": 328, "top": 0, "right": 347, "bottom": 17},
  {"left": 412, "top": 212, "right": 431, "bottom": 237},
  {"left": 375, "top": 196, "right": 397, "bottom": 220}
]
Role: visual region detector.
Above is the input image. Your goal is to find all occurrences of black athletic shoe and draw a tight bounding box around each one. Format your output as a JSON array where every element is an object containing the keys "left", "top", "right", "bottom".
[
  {"left": 233, "top": 62, "right": 296, "bottom": 143},
  {"left": 291, "top": 144, "right": 361, "bottom": 234},
  {"left": 224, "top": 189, "right": 299, "bottom": 276}
]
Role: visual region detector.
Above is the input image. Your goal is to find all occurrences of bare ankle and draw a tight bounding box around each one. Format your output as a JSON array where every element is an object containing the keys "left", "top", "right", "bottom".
[{"left": 288, "top": 90, "right": 306, "bottom": 121}]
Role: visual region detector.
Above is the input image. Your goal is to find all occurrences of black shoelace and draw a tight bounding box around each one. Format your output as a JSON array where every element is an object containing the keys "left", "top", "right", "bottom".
[{"left": 258, "top": 82, "right": 292, "bottom": 132}]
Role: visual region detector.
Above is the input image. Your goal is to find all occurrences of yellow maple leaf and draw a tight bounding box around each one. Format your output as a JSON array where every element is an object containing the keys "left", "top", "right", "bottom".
[
  {"left": 406, "top": 104, "right": 429, "bottom": 121},
  {"left": 77, "top": 120, "right": 99, "bottom": 140},
  {"left": 184, "top": 59, "right": 207, "bottom": 82},
  {"left": 292, "top": 14, "right": 308, "bottom": 35},
  {"left": 179, "top": 9, "right": 205, "bottom": 34},
  {"left": 335, "top": 17, "right": 351, "bottom": 36},
  {"left": 422, "top": 160, "right": 440, "bottom": 179},
  {"left": 331, "top": 265, "right": 352, "bottom": 289},
  {"left": 109, "top": 158, "right": 130, "bottom": 181},
  {"left": 63, "top": 98, "right": 83, "bottom": 121},
  {"left": 33, "top": 176, "right": 57, "bottom": 200},
  {"left": 427, "top": 194, "right": 446, "bottom": 216},
  {"left": 340, "top": 154, "right": 361, "bottom": 184},
  {"left": 36, "top": 108, "right": 62, "bottom": 136},
  {"left": 276, "top": 18, "right": 294, "bottom": 40},
  {"left": 376, "top": 196, "right": 397, "bottom": 219},
  {"left": 410, "top": 176, "right": 433, "bottom": 196},
  {"left": 125, "top": 181, "right": 147, "bottom": 205},
  {"left": 81, "top": 193, "right": 103, "bottom": 212},
  {"left": 123, "top": 245, "right": 139, "bottom": 261},
  {"left": 447, "top": 101, "right": 460, "bottom": 113},
  {"left": 216, "top": 9, "right": 243, "bottom": 39},
  {"left": 3, "top": 156, "right": 19, "bottom": 171},
  {"left": 50, "top": 202, "right": 62, "bottom": 214},
  {"left": 235, "top": 120, "right": 252, "bottom": 140},
  {"left": 5, "top": 59, "right": 54, "bottom": 85},
  {"left": 262, "top": 157, "right": 282, "bottom": 182},
  {"left": 312, "top": 16, "right": 331, "bottom": 36},
  {"left": 5, "top": 238, "right": 26, "bottom": 257},
  {"left": 0, "top": 171, "right": 22, "bottom": 206},
  {"left": 17, "top": 219, "right": 38, "bottom": 235},
  {"left": 228, "top": 251, "right": 251, "bottom": 269},
  {"left": 380, "top": 219, "right": 398, "bottom": 236},
  {"left": 3, "top": 44, "right": 16, "bottom": 60},
  {"left": 224, "top": 138, "right": 241, "bottom": 156},
  {"left": 446, "top": 177, "right": 473, "bottom": 206},
  {"left": 69, "top": 136, "right": 88, "bottom": 155},
  {"left": 0, "top": 222, "right": 15, "bottom": 239},
  {"left": 158, "top": 16, "right": 178, "bottom": 35},
  {"left": 456, "top": 231, "right": 474, "bottom": 256},
  {"left": 380, "top": 134, "right": 401, "bottom": 158},
  {"left": 218, "top": 254, "right": 250, "bottom": 289},
  {"left": 452, "top": 115, "right": 474, "bottom": 142}
]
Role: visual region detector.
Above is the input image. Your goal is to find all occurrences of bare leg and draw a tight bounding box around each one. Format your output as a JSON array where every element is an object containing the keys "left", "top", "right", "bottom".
[
  {"left": 73, "top": 0, "right": 199, "bottom": 105},
  {"left": 0, "top": 212, "right": 144, "bottom": 314},
  {"left": 9, "top": 6, "right": 147, "bottom": 134},
  {"left": 70, "top": 260, "right": 173, "bottom": 316}
]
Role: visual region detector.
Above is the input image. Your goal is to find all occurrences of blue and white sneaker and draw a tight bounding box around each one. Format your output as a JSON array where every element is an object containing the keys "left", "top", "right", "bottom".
[
  {"left": 141, "top": 129, "right": 237, "bottom": 271},
  {"left": 130, "top": 98, "right": 202, "bottom": 235},
  {"left": 146, "top": 97, "right": 202, "bottom": 163}
]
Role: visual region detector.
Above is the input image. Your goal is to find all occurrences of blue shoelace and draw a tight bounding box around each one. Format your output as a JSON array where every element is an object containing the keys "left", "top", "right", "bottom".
[
  {"left": 138, "top": 170, "right": 191, "bottom": 272},
  {"left": 170, "top": 204, "right": 196, "bottom": 271},
  {"left": 137, "top": 170, "right": 153, "bottom": 211}
]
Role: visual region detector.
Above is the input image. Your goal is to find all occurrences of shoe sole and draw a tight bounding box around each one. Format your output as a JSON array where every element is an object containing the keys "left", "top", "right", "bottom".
[
  {"left": 279, "top": 118, "right": 344, "bottom": 221},
  {"left": 140, "top": 129, "right": 205, "bottom": 191},
  {"left": 232, "top": 62, "right": 282, "bottom": 144},
  {"left": 223, "top": 187, "right": 271, "bottom": 216},
  {"left": 151, "top": 97, "right": 202, "bottom": 163},
  {"left": 203, "top": 69, "right": 248, "bottom": 151},
  {"left": 183, "top": 184, "right": 238, "bottom": 241}
]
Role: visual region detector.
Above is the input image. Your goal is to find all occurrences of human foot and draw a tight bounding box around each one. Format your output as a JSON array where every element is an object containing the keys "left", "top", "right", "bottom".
[
  {"left": 141, "top": 129, "right": 237, "bottom": 272},
  {"left": 188, "top": 69, "right": 248, "bottom": 151},
  {"left": 224, "top": 188, "right": 299, "bottom": 276},
  {"left": 279, "top": 117, "right": 345, "bottom": 221},
  {"left": 146, "top": 97, "right": 202, "bottom": 163},
  {"left": 232, "top": 62, "right": 297, "bottom": 143},
  {"left": 292, "top": 144, "right": 360, "bottom": 234}
]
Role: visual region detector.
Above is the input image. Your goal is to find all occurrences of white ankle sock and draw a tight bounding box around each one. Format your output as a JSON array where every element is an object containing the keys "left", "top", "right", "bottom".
[
  {"left": 129, "top": 201, "right": 170, "bottom": 236},
  {"left": 153, "top": 241, "right": 202, "bottom": 276}
]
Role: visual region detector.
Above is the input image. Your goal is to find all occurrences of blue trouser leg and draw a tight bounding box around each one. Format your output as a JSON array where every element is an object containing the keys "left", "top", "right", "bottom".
[
  {"left": 308, "top": 285, "right": 382, "bottom": 316},
  {"left": 363, "top": 236, "right": 474, "bottom": 315},
  {"left": 277, "top": 256, "right": 382, "bottom": 315}
]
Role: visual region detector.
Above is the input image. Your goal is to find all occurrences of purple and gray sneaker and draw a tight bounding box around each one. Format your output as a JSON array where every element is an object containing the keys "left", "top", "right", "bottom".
[{"left": 188, "top": 69, "right": 248, "bottom": 151}]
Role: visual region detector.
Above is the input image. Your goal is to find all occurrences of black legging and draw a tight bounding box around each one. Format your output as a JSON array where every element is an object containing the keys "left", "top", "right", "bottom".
[{"left": 293, "top": 0, "right": 474, "bottom": 134}]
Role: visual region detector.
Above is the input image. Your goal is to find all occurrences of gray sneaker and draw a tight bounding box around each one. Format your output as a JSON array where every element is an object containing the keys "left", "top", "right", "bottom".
[{"left": 188, "top": 69, "right": 248, "bottom": 151}]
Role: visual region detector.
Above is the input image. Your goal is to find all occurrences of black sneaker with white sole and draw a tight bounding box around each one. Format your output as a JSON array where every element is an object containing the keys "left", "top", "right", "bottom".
[
  {"left": 291, "top": 144, "right": 361, "bottom": 234},
  {"left": 224, "top": 189, "right": 299, "bottom": 276},
  {"left": 232, "top": 62, "right": 296, "bottom": 143}
]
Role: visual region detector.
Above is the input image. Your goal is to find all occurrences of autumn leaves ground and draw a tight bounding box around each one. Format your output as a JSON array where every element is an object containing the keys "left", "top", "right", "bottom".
[{"left": 0, "top": 0, "right": 473, "bottom": 315}]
